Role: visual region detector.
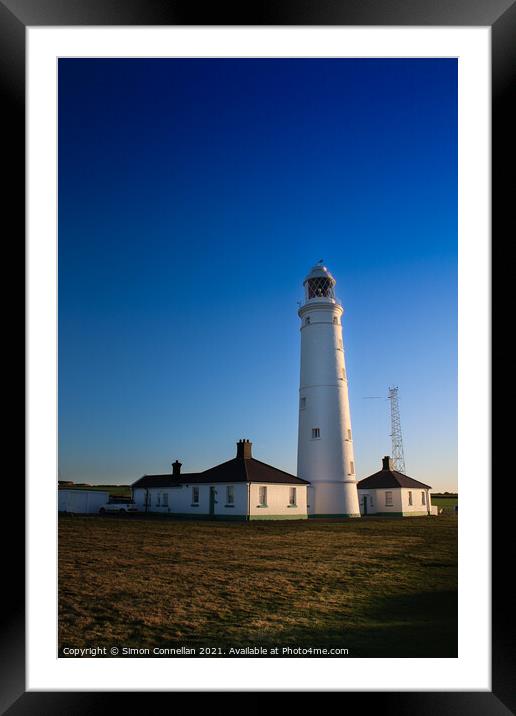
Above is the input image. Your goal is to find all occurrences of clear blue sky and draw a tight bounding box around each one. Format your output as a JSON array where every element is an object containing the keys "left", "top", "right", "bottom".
[{"left": 58, "top": 58, "right": 457, "bottom": 492}]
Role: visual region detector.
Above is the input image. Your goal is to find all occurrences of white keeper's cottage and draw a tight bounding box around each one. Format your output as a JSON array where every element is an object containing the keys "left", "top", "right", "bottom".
[
  {"left": 132, "top": 439, "right": 309, "bottom": 520},
  {"left": 357, "top": 456, "right": 437, "bottom": 517}
]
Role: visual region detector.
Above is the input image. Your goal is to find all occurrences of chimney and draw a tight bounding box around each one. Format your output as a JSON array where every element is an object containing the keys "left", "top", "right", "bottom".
[
  {"left": 172, "top": 460, "right": 182, "bottom": 476},
  {"left": 382, "top": 456, "right": 394, "bottom": 471},
  {"left": 236, "top": 439, "right": 253, "bottom": 459}
]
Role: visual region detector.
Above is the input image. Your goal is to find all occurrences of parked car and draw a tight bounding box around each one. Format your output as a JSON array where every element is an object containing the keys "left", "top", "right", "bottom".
[{"left": 98, "top": 502, "right": 140, "bottom": 514}]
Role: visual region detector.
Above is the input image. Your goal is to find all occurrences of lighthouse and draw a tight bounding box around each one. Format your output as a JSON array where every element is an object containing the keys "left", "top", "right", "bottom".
[{"left": 297, "top": 263, "right": 361, "bottom": 518}]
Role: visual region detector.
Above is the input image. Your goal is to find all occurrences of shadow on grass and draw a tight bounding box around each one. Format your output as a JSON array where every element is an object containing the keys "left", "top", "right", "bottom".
[
  {"left": 224, "top": 589, "right": 458, "bottom": 658},
  {"left": 227, "top": 590, "right": 457, "bottom": 658},
  {"left": 318, "top": 589, "right": 457, "bottom": 657},
  {"left": 60, "top": 590, "right": 457, "bottom": 659}
]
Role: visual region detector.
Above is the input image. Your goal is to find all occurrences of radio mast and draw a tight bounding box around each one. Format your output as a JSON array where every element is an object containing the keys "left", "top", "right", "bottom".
[{"left": 388, "top": 386, "right": 406, "bottom": 474}]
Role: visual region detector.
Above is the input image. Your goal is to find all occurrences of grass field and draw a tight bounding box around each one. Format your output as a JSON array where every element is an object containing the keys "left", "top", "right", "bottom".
[
  {"left": 431, "top": 495, "right": 458, "bottom": 512},
  {"left": 59, "top": 514, "right": 457, "bottom": 657}
]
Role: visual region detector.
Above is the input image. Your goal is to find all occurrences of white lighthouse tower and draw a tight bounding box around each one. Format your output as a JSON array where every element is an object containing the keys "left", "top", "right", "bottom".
[{"left": 297, "top": 263, "right": 361, "bottom": 518}]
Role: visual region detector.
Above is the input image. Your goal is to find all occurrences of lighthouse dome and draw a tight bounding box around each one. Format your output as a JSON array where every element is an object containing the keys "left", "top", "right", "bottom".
[{"left": 303, "top": 262, "right": 336, "bottom": 301}]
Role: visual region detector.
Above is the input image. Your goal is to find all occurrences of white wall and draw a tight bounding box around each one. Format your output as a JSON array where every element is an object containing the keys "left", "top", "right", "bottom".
[
  {"left": 132, "top": 483, "right": 248, "bottom": 518},
  {"left": 133, "top": 483, "right": 309, "bottom": 519},
  {"left": 210, "top": 483, "right": 248, "bottom": 518},
  {"left": 358, "top": 487, "right": 432, "bottom": 515},
  {"left": 58, "top": 490, "right": 110, "bottom": 514},
  {"left": 297, "top": 300, "right": 360, "bottom": 517},
  {"left": 249, "top": 484, "right": 308, "bottom": 519},
  {"left": 357, "top": 489, "right": 378, "bottom": 515},
  {"left": 401, "top": 487, "right": 431, "bottom": 514},
  {"left": 358, "top": 488, "right": 402, "bottom": 515}
]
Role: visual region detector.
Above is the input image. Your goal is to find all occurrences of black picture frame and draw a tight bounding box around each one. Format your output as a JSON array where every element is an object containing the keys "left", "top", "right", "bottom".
[{"left": 5, "top": 0, "right": 510, "bottom": 710}]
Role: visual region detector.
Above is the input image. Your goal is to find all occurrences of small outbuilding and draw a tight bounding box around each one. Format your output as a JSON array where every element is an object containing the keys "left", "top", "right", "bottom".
[
  {"left": 132, "top": 439, "right": 310, "bottom": 520},
  {"left": 357, "top": 456, "right": 436, "bottom": 517},
  {"left": 58, "top": 488, "right": 110, "bottom": 514}
]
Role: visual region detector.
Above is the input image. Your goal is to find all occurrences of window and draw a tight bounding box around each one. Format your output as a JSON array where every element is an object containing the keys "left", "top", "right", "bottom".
[
  {"left": 422, "top": 491, "right": 426, "bottom": 505},
  {"left": 226, "top": 486, "right": 234, "bottom": 505},
  {"left": 347, "top": 429, "right": 352, "bottom": 441},
  {"left": 162, "top": 493, "right": 168, "bottom": 507},
  {"left": 385, "top": 491, "right": 393, "bottom": 507},
  {"left": 259, "top": 486, "right": 267, "bottom": 507},
  {"left": 192, "top": 486, "right": 199, "bottom": 504},
  {"left": 289, "top": 487, "right": 297, "bottom": 506},
  {"left": 338, "top": 338, "right": 343, "bottom": 349},
  {"left": 300, "top": 397, "right": 306, "bottom": 410},
  {"left": 305, "top": 316, "right": 311, "bottom": 325},
  {"left": 333, "top": 316, "right": 338, "bottom": 324},
  {"left": 156, "top": 493, "right": 161, "bottom": 506},
  {"left": 307, "top": 276, "right": 334, "bottom": 299},
  {"left": 408, "top": 491, "right": 413, "bottom": 506},
  {"left": 349, "top": 461, "right": 354, "bottom": 474},
  {"left": 312, "top": 428, "right": 320, "bottom": 439}
]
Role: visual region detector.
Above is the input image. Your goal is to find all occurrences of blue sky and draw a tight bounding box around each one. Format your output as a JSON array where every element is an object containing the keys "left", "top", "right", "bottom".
[{"left": 58, "top": 58, "right": 457, "bottom": 491}]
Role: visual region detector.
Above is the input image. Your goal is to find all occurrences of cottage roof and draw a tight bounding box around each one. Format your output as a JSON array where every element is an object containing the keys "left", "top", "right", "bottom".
[
  {"left": 357, "top": 457, "right": 432, "bottom": 490},
  {"left": 132, "top": 442, "right": 309, "bottom": 489}
]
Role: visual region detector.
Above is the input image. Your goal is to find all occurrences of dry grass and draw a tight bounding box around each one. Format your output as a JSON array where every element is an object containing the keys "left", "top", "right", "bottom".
[{"left": 59, "top": 514, "right": 457, "bottom": 657}]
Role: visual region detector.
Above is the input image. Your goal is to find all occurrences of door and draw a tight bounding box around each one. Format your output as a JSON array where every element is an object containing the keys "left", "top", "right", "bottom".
[
  {"left": 363, "top": 495, "right": 368, "bottom": 515},
  {"left": 209, "top": 486, "right": 216, "bottom": 517}
]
